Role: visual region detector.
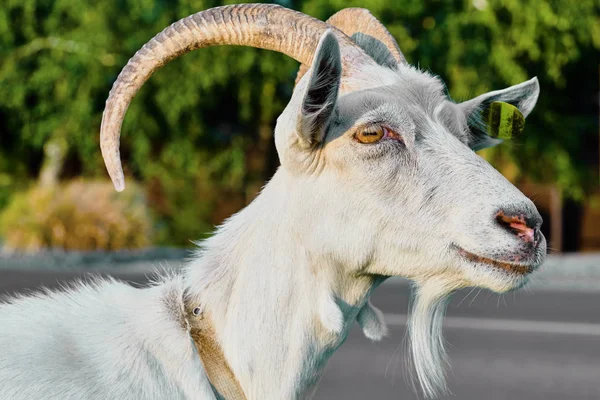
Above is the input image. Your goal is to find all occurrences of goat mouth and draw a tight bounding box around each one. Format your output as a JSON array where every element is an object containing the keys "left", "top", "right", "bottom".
[{"left": 452, "top": 245, "right": 534, "bottom": 275}]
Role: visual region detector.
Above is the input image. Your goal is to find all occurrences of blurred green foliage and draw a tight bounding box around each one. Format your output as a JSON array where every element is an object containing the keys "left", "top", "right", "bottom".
[{"left": 0, "top": 0, "right": 598, "bottom": 248}]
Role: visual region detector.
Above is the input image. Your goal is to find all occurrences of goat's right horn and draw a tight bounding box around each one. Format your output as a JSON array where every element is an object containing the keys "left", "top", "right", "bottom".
[
  {"left": 295, "top": 8, "right": 406, "bottom": 85},
  {"left": 100, "top": 4, "right": 369, "bottom": 191},
  {"left": 327, "top": 8, "right": 406, "bottom": 64}
]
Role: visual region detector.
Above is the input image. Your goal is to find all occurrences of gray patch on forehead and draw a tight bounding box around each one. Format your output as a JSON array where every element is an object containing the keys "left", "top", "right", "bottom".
[
  {"left": 335, "top": 88, "right": 414, "bottom": 132},
  {"left": 332, "top": 68, "right": 464, "bottom": 144},
  {"left": 341, "top": 66, "right": 447, "bottom": 111},
  {"left": 393, "top": 68, "right": 447, "bottom": 114}
]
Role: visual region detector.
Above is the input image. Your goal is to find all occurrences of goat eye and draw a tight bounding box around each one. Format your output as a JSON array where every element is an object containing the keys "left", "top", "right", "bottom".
[{"left": 355, "top": 125, "right": 385, "bottom": 144}]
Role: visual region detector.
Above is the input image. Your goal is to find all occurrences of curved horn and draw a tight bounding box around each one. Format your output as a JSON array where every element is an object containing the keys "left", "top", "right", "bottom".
[
  {"left": 295, "top": 8, "right": 406, "bottom": 85},
  {"left": 100, "top": 4, "right": 369, "bottom": 191}
]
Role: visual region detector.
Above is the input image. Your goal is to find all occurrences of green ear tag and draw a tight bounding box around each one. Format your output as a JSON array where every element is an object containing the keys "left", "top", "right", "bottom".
[{"left": 483, "top": 101, "right": 525, "bottom": 140}]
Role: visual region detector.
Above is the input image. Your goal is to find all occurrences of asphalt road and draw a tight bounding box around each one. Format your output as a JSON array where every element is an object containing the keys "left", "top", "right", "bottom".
[{"left": 1, "top": 268, "right": 599, "bottom": 400}]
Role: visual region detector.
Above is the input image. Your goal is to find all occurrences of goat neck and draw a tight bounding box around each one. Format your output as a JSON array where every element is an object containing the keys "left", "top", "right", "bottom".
[{"left": 184, "top": 169, "right": 379, "bottom": 400}]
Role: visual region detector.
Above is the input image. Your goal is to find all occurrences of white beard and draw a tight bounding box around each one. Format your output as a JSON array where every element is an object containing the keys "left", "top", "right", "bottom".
[{"left": 407, "top": 278, "right": 461, "bottom": 398}]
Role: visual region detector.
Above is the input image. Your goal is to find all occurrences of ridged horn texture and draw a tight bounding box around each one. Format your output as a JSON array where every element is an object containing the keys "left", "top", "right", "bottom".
[
  {"left": 100, "top": 3, "right": 369, "bottom": 191},
  {"left": 295, "top": 8, "right": 406, "bottom": 85}
]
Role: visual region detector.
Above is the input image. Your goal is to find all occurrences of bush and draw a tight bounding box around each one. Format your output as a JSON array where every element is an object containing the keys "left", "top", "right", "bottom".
[{"left": 0, "top": 180, "right": 152, "bottom": 252}]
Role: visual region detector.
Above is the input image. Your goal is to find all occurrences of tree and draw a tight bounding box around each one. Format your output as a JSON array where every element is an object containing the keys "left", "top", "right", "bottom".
[
  {"left": 0, "top": 0, "right": 297, "bottom": 245},
  {"left": 0, "top": 0, "right": 597, "bottom": 247}
]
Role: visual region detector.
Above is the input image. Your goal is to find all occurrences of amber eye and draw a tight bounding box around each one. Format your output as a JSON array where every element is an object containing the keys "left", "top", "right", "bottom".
[{"left": 355, "top": 125, "right": 385, "bottom": 144}]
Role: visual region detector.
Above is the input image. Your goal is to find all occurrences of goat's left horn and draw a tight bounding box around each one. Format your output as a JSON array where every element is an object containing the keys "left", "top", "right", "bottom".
[
  {"left": 296, "top": 8, "right": 406, "bottom": 84},
  {"left": 100, "top": 4, "right": 372, "bottom": 191}
]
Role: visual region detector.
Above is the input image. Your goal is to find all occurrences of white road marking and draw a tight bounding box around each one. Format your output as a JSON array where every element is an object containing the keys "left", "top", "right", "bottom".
[{"left": 385, "top": 314, "right": 600, "bottom": 336}]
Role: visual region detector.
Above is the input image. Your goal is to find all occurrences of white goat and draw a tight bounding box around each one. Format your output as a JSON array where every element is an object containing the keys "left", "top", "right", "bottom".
[{"left": 0, "top": 4, "right": 546, "bottom": 400}]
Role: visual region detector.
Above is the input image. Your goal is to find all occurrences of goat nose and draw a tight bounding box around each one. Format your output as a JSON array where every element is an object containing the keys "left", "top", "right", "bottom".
[{"left": 495, "top": 209, "right": 541, "bottom": 244}]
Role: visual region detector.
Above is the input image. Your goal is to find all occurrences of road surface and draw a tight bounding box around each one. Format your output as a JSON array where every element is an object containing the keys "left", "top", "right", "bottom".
[{"left": 1, "top": 268, "right": 599, "bottom": 399}]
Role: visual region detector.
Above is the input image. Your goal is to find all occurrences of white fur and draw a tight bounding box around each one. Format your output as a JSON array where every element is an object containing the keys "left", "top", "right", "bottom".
[
  {"left": 406, "top": 278, "right": 462, "bottom": 398},
  {"left": 0, "top": 275, "right": 216, "bottom": 400}
]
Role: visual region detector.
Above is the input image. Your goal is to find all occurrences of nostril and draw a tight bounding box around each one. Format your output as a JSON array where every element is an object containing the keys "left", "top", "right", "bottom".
[
  {"left": 495, "top": 210, "right": 537, "bottom": 243},
  {"left": 510, "top": 221, "right": 535, "bottom": 243}
]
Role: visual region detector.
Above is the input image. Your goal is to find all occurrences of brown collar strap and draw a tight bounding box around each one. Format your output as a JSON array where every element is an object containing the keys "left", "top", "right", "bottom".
[{"left": 185, "top": 303, "right": 247, "bottom": 400}]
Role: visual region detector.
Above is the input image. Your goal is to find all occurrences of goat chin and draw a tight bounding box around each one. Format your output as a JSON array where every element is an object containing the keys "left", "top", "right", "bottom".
[{"left": 406, "top": 278, "right": 462, "bottom": 399}]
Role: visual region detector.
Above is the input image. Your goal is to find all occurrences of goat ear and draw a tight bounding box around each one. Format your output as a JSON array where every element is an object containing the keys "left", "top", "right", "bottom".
[
  {"left": 297, "top": 30, "right": 342, "bottom": 146},
  {"left": 459, "top": 77, "right": 540, "bottom": 151}
]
